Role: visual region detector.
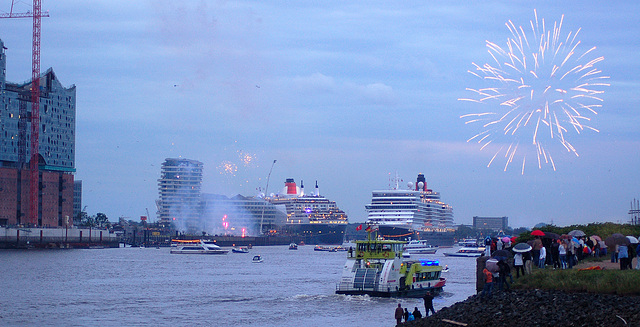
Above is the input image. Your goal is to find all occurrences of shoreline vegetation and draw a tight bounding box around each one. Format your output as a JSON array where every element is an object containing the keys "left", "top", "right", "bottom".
[{"left": 400, "top": 223, "right": 640, "bottom": 326}]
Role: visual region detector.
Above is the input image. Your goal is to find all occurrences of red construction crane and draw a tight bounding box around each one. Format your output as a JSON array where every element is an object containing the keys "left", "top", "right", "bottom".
[{"left": 1, "top": 1, "right": 49, "bottom": 226}]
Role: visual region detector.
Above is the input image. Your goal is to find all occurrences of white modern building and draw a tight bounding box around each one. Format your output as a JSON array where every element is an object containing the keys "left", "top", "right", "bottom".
[{"left": 156, "top": 158, "right": 203, "bottom": 232}]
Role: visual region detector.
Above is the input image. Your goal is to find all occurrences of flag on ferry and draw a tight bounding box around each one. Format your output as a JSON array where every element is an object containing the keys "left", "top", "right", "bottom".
[
  {"left": 356, "top": 224, "right": 362, "bottom": 231},
  {"left": 365, "top": 225, "right": 372, "bottom": 232}
]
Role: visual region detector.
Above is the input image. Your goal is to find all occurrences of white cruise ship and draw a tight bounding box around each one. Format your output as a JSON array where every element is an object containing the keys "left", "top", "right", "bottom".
[{"left": 365, "top": 173, "right": 455, "bottom": 246}]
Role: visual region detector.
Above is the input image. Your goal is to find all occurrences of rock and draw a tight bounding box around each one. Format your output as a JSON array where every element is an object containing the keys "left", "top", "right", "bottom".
[{"left": 404, "top": 289, "right": 640, "bottom": 327}]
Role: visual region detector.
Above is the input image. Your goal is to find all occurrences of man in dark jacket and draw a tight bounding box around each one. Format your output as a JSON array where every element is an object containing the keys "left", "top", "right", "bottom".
[
  {"left": 394, "top": 303, "right": 403, "bottom": 326},
  {"left": 497, "top": 260, "right": 511, "bottom": 291},
  {"left": 412, "top": 307, "right": 423, "bottom": 319},
  {"left": 423, "top": 291, "right": 436, "bottom": 316}
]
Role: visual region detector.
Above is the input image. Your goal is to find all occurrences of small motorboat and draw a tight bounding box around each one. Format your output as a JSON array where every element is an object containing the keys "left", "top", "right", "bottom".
[
  {"left": 441, "top": 265, "right": 450, "bottom": 273},
  {"left": 232, "top": 247, "right": 249, "bottom": 253},
  {"left": 289, "top": 243, "right": 298, "bottom": 250},
  {"left": 252, "top": 255, "right": 263, "bottom": 263}
]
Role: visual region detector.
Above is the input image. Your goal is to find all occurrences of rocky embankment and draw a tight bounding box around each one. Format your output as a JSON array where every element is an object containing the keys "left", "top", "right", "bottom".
[{"left": 401, "top": 289, "right": 640, "bottom": 326}]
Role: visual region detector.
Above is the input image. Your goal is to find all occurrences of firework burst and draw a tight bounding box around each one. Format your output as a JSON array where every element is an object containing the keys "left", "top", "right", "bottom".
[
  {"left": 217, "top": 160, "right": 238, "bottom": 176},
  {"left": 459, "top": 10, "right": 609, "bottom": 173}
]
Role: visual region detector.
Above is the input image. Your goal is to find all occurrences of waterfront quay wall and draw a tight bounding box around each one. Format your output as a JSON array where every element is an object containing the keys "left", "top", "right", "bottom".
[{"left": 0, "top": 227, "right": 119, "bottom": 249}]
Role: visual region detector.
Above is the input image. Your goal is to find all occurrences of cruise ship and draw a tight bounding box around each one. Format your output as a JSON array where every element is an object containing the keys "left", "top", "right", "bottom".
[
  {"left": 365, "top": 174, "right": 455, "bottom": 246},
  {"left": 268, "top": 179, "right": 348, "bottom": 245}
]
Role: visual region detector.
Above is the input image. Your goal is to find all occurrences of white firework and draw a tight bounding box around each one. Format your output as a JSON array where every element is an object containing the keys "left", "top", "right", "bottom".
[{"left": 459, "top": 10, "right": 609, "bottom": 173}]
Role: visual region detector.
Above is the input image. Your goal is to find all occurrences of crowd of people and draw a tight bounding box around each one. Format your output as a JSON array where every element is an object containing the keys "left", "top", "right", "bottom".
[
  {"left": 393, "top": 232, "right": 640, "bottom": 325},
  {"left": 394, "top": 292, "right": 436, "bottom": 326},
  {"left": 480, "top": 232, "right": 640, "bottom": 299}
]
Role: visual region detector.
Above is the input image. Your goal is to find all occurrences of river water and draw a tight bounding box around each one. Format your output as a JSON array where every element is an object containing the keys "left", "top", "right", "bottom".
[{"left": 0, "top": 245, "right": 477, "bottom": 327}]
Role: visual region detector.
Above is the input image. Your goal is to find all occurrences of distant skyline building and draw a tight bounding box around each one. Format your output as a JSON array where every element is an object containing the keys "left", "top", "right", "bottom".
[
  {"left": 0, "top": 38, "right": 76, "bottom": 227},
  {"left": 156, "top": 158, "right": 203, "bottom": 232},
  {"left": 473, "top": 216, "right": 509, "bottom": 232}
]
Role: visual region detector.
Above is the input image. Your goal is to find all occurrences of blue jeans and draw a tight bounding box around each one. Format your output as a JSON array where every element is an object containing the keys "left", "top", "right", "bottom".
[
  {"left": 481, "top": 281, "right": 493, "bottom": 298},
  {"left": 559, "top": 254, "right": 567, "bottom": 269},
  {"left": 538, "top": 257, "right": 545, "bottom": 268}
]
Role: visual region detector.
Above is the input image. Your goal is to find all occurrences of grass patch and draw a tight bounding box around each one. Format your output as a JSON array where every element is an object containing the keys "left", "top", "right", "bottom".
[{"left": 513, "top": 269, "right": 640, "bottom": 295}]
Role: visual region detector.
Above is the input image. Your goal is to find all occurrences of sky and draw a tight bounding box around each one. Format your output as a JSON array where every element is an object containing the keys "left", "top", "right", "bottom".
[{"left": 1, "top": 1, "right": 638, "bottom": 228}]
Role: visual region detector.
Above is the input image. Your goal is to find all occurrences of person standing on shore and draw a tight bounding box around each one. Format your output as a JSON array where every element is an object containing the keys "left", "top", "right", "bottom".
[
  {"left": 538, "top": 245, "right": 547, "bottom": 269},
  {"left": 559, "top": 241, "right": 567, "bottom": 269},
  {"left": 532, "top": 237, "right": 543, "bottom": 267},
  {"left": 412, "top": 307, "right": 422, "bottom": 320},
  {"left": 513, "top": 252, "right": 524, "bottom": 277},
  {"left": 481, "top": 267, "right": 493, "bottom": 298},
  {"left": 523, "top": 250, "right": 533, "bottom": 274},
  {"left": 394, "top": 303, "right": 403, "bottom": 326},
  {"left": 619, "top": 244, "right": 629, "bottom": 270},
  {"left": 423, "top": 291, "right": 436, "bottom": 316}
]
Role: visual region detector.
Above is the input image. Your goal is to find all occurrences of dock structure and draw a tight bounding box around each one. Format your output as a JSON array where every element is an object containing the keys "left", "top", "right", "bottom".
[{"left": 0, "top": 227, "right": 118, "bottom": 249}]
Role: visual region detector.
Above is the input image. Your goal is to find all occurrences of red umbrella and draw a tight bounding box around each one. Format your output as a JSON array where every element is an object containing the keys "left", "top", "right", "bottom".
[
  {"left": 510, "top": 236, "right": 517, "bottom": 243},
  {"left": 531, "top": 230, "right": 545, "bottom": 236}
]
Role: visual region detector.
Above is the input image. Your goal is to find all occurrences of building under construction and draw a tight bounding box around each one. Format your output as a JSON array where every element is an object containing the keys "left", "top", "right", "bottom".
[{"left": 0, "top": 38, "right": 76, "bottom": 227}]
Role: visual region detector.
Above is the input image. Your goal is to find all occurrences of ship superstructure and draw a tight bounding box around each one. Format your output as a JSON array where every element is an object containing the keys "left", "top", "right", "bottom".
[
  {"left": 268, "top": 179, "right": 348, "bottom": 244},
  {"left": 365, "top": 173, "right": 454, "bottom": 245}
]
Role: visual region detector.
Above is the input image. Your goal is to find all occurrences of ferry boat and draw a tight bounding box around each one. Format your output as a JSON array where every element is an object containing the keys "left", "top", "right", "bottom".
[
  {"left": 402, "top": 240, "right": 438, "bottom": 257},
  {"left": 170, "top": 240, "right": 229, "bottom": 254},
  {"left": 335, "top": 236, "right": 445, "bottom": 298},
  {"left": 268, "top": 179, "right": 348, "bottom": 245},
  {"left": 365, "top": 174, "right": 455, "bottom": 246},
  {"left": 457, "top": 238, "right": 480, "bottom": 247}
]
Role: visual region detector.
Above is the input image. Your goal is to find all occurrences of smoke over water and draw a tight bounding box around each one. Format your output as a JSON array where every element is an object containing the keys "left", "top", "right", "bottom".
[{"left": 200, "top": 195, "right": 259, "bottom": 237}]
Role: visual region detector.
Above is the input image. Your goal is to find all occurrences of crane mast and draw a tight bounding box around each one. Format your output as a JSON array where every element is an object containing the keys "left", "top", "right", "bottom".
[{"left": 1, "top": 1, "right": 49, "bottom": 225}]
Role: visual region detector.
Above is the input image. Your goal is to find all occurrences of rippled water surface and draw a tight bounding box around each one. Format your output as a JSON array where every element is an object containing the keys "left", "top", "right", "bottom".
[{"left": 0, "top": 245, "right": 477, "bottom": 327}]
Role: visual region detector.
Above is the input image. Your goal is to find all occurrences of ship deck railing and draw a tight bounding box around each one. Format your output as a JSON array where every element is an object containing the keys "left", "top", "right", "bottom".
[{"left": 336, "top": 281, "right": 397, "bottom": 294}]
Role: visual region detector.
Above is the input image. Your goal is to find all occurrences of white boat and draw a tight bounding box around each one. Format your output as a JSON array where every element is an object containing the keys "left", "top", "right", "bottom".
[
  {"left": 252, "top": 255, "right": 263, "bottom": 263},
  {"left": 402, "top": 240, "right": 438, "bottom": 257},
  {"left": 289, "top": 243, "right": 298, "bottom": 250},
  {"left": 232, "top": 247, "right": 249, "bottom": 253},
  {"left": 170, "top": 240, "right": 229, "bottom": 254},
  {"left": 457, "top": 238, "right": 480, "bottom": 247},
  {"left": 443, "top": 246, "right": 485, "bottom": 257}
]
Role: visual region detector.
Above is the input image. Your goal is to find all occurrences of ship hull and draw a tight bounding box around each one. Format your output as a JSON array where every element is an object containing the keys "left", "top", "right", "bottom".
[
  {"left": 283, "top": 223, "right": 346, "bottom": 245},
  {"left": 377, "top": 226, "right": 454, "bottom": 246}
]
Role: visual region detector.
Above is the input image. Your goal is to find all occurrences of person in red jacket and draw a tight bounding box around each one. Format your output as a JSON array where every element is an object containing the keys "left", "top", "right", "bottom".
[{"left": 481, "top": 267, "right": 493, "bottom": 299}]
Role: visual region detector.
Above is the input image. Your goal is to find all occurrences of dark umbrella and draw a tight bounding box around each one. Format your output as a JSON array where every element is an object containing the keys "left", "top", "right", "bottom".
[
  {"left": 542, "top": 232, "right": 560, "bottom": 239},
  {"left": 531, "top": 230, "right": 545, "bottom": 236},
  {"left": 605, "top": 233, "right": 630, "bottom": 248},
  {"left": 568, "top": 230, "right": 586, "bottom": 237},
  {"left": 491, "top": 249, "right": 511, "bottom": 259},
  {"left": 513, "top": 243, "right": 532, "bottom": 253}
]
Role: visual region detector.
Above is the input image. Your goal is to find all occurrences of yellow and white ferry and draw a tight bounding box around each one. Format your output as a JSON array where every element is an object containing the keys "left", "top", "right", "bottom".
[{"left": 335, "top": 234, "right": 445, "bottom": 298}]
